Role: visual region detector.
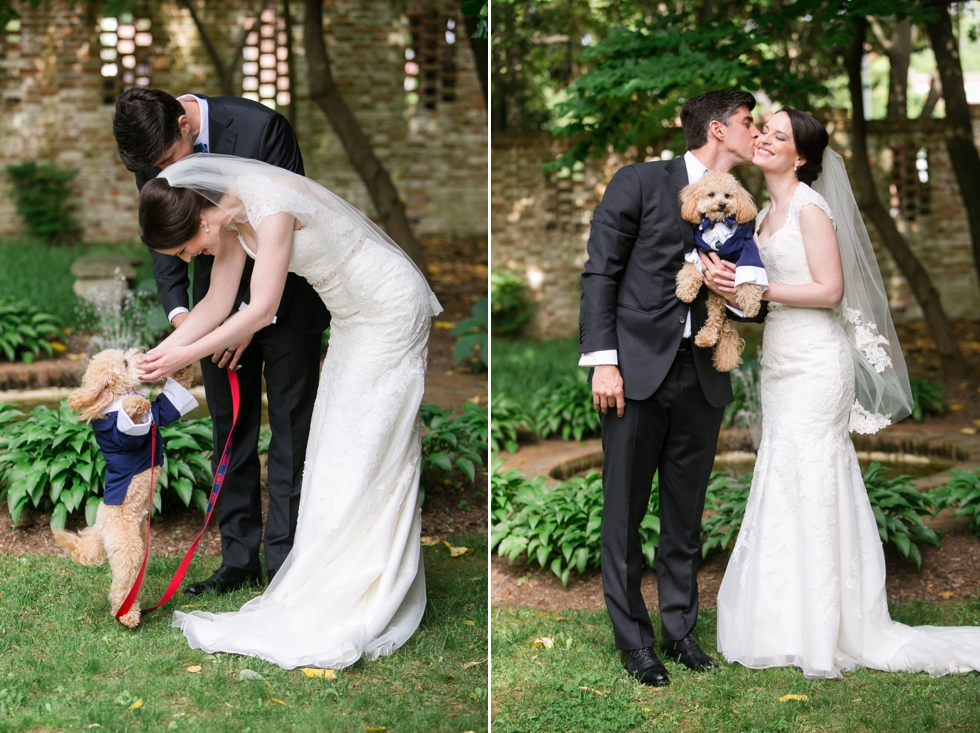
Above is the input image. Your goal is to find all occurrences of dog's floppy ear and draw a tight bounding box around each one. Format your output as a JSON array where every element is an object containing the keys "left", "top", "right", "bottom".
[
  {"left": 68, "top": 359, "right": 116, "bottom": 423},
  {"left": 733, "top": 184, "right": 759, "bottom": 224},
  {"left": 679, "top": 183, "right": 703, "bottom": 224}
]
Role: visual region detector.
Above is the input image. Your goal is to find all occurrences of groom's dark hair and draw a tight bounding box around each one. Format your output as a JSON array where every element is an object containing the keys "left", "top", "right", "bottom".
[
  {"left": 680, "top": 90, "right": 756, "bottom": 150},
  {"left": 113, "top": 88, "right": 186, "bottom": 172}
]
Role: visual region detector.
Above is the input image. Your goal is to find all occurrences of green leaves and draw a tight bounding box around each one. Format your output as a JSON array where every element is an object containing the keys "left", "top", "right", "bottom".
[
  {"left": 491, "top": 270, "right": 536, "bottom": 336},
  {"left": 861, "top": 462, "right": 939, "bottom": 568},
  {"left": 909, "top": 376, "right": 948, "bottom": 422},
  {"left": 532, "top": 375, "right": 600, "bottom": 443},
  {"left": 451, "top": 298, "right": 488, "bottom": 371},
  {"left": 931, "top": 469, "right": 980, "bottom": 536},
  {"left": 420, "top": 402, "right": 488, "bottom": 502},
  {"left": 0, "top": 299, "right": 65, "bottom": 363},
  {"left": 490, "top": 396, "right": 534, "bottom": 454},
  {"left": 0, "top": 399, "right": 215, "bottom": 530},
  {"left": 5, "top": 159, "right": 78, "bottom": 243},
  {"left": 700, "top": 473, "right": 752, "bottom": 557}
]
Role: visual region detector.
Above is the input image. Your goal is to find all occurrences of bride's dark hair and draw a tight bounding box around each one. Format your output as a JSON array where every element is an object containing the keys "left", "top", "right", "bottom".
[
  {"left": 781, "top": 107, "right": 829, "bottom": 186},
  {"left": 139, "top": 177, "right": 214, "bottom": 251}
]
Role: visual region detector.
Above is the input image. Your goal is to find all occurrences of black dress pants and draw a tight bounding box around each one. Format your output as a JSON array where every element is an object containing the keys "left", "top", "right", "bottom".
[
  {"left": 200, "top": 320, "right": 322, "bottom": 577},
  {"left": 600, "top": 346, "right": 724, "bottom": 649}
]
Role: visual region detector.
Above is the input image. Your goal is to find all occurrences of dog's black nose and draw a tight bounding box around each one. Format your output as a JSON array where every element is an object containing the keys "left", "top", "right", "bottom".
[{"left": 138, "top": 348, "right": 146, "bottom": 354}]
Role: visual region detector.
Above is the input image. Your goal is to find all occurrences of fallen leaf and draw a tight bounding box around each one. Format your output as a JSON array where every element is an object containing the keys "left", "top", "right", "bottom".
[
  {"left": 972, "top": 419, "right": 980, "bottom": 426},
  {"left": 464, "top": 620, "right": 475, "bottom": 626},
  {"left": 533, "top": 637, "right": 554, "bottom": 649},
  {"left": 366, "top": 728, "right": 387, "bottom": 732},
  {"left": 778, "top": 694, "right": 809, "bottom": 702},
  {"left": 951, "top": 404, "right": 965, "bottom": 411},
  {"left": 269, "top": 698, "right": 286, "bottom": 706},
  {"left": 462, "top": 659, "right": 486, "bottom": 669},
  {"left": 578, "top": 686, "right": 602, "bottom": 696},
  {"left": 420, "top": 535, "right": 440, "bottom": 546},
  {"left": 643, "top": 708, "right": 652, "bottom": 712},
  {"left": 86, "top": 725, "right": 102, "bottom": 729},
  {"left": 180, "top": 604, "right": 203, "bottom": 609},
  {"left": 435, "top": 321, "right": 456, "bottom": 330},
  {"left": 960, "top": 428, "right": 977, "bottom": 435},
  {"left": 185, "top": 665, "right": 202, "bottom": 674},
  {"left": 238, "top": 669, "right": 264, "bottom": 681},
  {"left": 50, "top": 341, "right": 67, "bottom": 352},
  {"left": 443, "top": 540, "right": 474, "bottom": 557},
  {"left": 941, "top": 591, "right": 955, "bottom": 599},
  {"left": 301, "top": 668, "right": 337, "bottom": 679},
  {"left": 128, "top": 699, "right": 143, "bottom": 710}
]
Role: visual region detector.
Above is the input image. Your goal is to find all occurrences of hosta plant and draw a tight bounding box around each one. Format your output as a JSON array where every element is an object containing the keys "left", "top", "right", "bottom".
[
  {"left": 909, "top": 376, "right": 948, "bottom": 423},
  {"left": 930, "top": 468, "right": 980, "bottom": 536},
  {"left": 0, "top": 299, "right": 65, "bottom": 363},
  {"left": 491, "top": 467, "right": 660, "bottom": 587},
  {"left": 863, "top": 461, "right": 939, "bottom": 568},
  {"left": 532, "top": 375, "right": 601, "bottom": 442},
  {"left": 420, "top": 403, "right": 487, "bottom": 502},
  {"left": 700, "top": 472, "right": 753, "bottom": 557},
  {"left": 490, "top": 395, "right": 535, "bottom": 454},
  {"left": 0, "top": 399, "right": 214, "bottom": 530},
  {"left": 451, "top": 297, "right": 488, "bottom": 371}
]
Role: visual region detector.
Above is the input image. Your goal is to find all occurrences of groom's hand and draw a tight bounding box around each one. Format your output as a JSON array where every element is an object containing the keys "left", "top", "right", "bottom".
[{"left": 593, "top": 365, "right": 625, "bottom": 418}]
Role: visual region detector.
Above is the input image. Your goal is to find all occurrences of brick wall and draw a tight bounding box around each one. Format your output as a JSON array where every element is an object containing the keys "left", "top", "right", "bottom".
[
  {"left": 0, "top": 0, "right": 487, "bottom": 243},
  {"left": 492, "top": 113, "right": 980, "bottom": 339}
]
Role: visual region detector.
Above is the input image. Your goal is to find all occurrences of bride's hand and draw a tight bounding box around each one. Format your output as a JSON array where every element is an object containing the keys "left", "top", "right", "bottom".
[
  {"left": 140, "top": 347, "right": 192, "bottom": 383},
  {"left": 700, "top": 252, "right": 737, "bottom": 296}
]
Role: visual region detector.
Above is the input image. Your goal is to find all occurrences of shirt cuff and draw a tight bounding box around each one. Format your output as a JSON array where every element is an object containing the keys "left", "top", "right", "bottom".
[
  {"left": 579, "top": 349, "right": 618, "bottom": 367},
  {"left": 726, "top": 303, "right": 747, "bottom": 318},
  {"left": 168, "top": 306, "right": 189, "bottom": 323},
  {"left": 117, "top": 402, "right": 151, "bottom": 436},
  {"left": 163, "top": 378, "right": 199, "bottom": 417},
  {"left": 239, "top": 301, "right": 277, "bottom": 325}
]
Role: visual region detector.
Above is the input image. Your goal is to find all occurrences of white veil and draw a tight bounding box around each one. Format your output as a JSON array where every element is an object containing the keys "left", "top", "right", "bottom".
[
  {"left": 158, "top": 154, "right": 442, "bottom": 315},
  {"left": 812, "top": 147, "right": 913, "bottom": 434}
]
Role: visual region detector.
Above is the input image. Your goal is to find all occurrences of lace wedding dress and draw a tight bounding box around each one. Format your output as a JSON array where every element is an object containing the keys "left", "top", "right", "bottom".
[
  {"left": 172, "top": 171, "right": 441, "bottom": 669},
  {"left": 716, "top": 183, "right": 980, "bottom": 679}
]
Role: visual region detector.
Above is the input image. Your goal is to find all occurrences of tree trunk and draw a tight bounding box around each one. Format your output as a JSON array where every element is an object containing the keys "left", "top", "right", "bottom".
[
  {"left": 846, "top": 17, "right": 966, "bottom": 377},
  {"left": 869, "top": 17, "right": 912, "bottom": 118},
  {"left": 180, "top": 0, "right": 262, "bottom": 97},
  {"left": 464, "top": 13, "right": 487, "bottom": 106},
  {"left": 303, "top": 0, "right": 428, "bottom": 277},
  {"left": 923, "top": 0, "right": 980, "bottom": 295}
]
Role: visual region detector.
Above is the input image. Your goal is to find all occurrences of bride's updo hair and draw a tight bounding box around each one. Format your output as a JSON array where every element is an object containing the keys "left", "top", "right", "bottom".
[
  {"left": 781, "top": 107, "right": 829, "bottom": 186},
  {"left": 139, "top": 177, "right": 214, "bottom": 251}
]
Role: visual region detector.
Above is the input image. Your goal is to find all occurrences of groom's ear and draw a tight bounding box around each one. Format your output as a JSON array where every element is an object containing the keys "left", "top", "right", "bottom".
[{"left": 707, "top": 119, "right": 725, "bottom": 142}]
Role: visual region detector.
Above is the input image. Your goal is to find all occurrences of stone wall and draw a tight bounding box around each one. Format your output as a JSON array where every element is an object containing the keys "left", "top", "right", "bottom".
[
  {"left": 491, "top": 112, "right": 980, "bottom": 339},
  {"left": 0, "top": 0, "right": 487, "bottom": 243}
]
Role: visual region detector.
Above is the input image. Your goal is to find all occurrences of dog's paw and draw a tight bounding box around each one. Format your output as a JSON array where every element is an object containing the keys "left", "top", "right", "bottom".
[
  {"left": 694, "top": 325, "right": 719, "bottom": 348},
  {"left": 170, "top": 366, "right": 194, "bottom": 389},
  {"left": 712, "top": 325, "right": 745, "bottom": 372},
  {"left": 675, "top": 263, "right": 703, "bottom": 303},
  {"left": 122, "top": 395, "right": 151, "bottom": 420},
  {"left": 117, "top": 608, "right": 141, "bottom": 628},
  {"left": 735, "top": 284, "right": 764, "bottom": 318}
]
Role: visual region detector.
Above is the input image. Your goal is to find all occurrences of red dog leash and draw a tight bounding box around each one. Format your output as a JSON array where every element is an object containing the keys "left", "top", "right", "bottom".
[{"left": 115, "top": 368, "right": 241, "bottom": 621}]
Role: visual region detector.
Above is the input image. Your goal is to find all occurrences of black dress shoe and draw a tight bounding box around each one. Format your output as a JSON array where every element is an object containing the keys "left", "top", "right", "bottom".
[
  {"left": 661, "top": 634, "right": 720, "bottom": 672},
  {"left": 621, "top": 647, "right": 670, "bottom": 686},
  {"left": 183, "top": 565, "right": 263, "bottom": 596}
]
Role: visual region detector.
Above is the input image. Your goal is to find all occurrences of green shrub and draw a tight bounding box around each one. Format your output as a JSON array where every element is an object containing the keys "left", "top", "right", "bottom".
[
  {"left": 491, "top": 269, "right": 536, "bottom": 335},
  {"left": 490, "top": 467, "right": 660, "bottom": 587},
  {"left": 863, "top": 461, "right": 939, "bottom": 568},
  {"left": 930, "top": 469, "right": 980, "bottom": 536},
  {"left": 723, "top": 361, "right": 762, "bottom": 428},
  {"left": 700, "top": 472, "right": 752, "bottom": 556},
  {"left": 420, "top": 403, "right": 488, "bottom": 503},
  {"left": 491, "top": 336, "right": 580, "bottom": 403},
  {"left": 6, "top": 160, "right": 79, "bottom": 243},
  {"left": 909, "top": 376, "right": 948, "bottom": 422},
  {"left": 0, "top": 400, "right": 214, "bottom": 530},
  {"left": 490, "top": 395, "right": 535, "bottom": 454},
  {"left": 532, "top": 375, "right": 601, "bottom": 442},
  {"left": 0, "top": 299, "right": 65, "bottom": 363},
  {"left": 451, "top": 297, "right": 488, "bottom": 371}
]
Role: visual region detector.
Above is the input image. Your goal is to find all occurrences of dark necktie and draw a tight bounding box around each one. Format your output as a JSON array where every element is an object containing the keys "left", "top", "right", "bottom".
[{"left": 193, "top": 142, "right": 209, "bottom": 154}]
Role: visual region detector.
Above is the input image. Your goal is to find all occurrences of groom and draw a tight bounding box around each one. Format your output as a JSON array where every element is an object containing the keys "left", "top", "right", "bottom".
[
  {"left": 579, "top": 89, "right": 763, "bottom": 685},
  {"left": 113, "top": 88, "right": 330, "bottom": 594}
]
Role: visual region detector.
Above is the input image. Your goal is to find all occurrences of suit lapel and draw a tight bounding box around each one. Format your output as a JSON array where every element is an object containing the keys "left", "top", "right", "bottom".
[
  {"left": 665, "top": 156, "right": 694, "bottom": 251},
  {"left": 207, "top": 98, "right": 238, "bottom": 155}
]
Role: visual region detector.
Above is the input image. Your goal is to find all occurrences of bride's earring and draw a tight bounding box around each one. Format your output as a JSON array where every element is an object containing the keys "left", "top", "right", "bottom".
[{"left": 203, "top": 218, "right": 210, "bottom": 233}]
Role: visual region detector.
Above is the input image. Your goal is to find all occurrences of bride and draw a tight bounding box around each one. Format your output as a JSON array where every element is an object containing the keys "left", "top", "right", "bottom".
[
  {"left": 137, "top": 154, "right": 441, "bottom": 669},
  {"left": 712, "top": 108, "right": 980, "bottom": 678}
]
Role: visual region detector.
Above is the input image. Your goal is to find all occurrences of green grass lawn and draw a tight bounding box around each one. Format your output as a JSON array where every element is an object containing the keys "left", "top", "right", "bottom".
[
  {"left": 0, "top": 240, "right": 155, "bottom": 326},
  {"left": 491, "top": 337, "right": 581, "bottom": 402},
  {"left": 0, "top": 533, "right": 488, "bottom": 732},
  {"left": 492, "top": 602, "right": 980, "bottom": 733}
]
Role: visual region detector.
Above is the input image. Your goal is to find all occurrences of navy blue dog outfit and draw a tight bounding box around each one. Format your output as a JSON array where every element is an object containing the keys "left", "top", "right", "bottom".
[
  {"left": 92, "top": 378, "right": 198, "bottom": 505},
  {"left": 686, "top": 215, "right": 768, "bottom": 290}
]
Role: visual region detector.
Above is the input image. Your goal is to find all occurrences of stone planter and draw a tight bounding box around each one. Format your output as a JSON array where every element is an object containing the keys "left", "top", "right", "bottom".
[{"left": 70, "top": 254, "right": 145, "bottom": 307}]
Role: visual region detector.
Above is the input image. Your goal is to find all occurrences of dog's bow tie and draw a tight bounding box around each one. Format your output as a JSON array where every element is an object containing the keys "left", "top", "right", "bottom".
[{"left": 699, "top": 215, "right": 737, "bottom": 231}]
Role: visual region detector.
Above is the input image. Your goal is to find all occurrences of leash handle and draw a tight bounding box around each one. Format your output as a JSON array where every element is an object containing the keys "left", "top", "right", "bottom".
[{"left": 116, "top": 368, "right": 241, "bottom": 621}]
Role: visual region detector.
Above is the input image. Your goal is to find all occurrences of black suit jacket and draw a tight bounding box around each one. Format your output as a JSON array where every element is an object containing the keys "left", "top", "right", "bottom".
[
  {"left": 579, "top": 156, "right": 765, "bottom": 407},
  {"left": 136, "top": 95, "right": 330, "bottom": 335}
]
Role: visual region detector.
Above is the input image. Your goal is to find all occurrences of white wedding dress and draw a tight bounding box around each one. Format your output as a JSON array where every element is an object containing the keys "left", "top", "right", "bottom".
[
  {"left": 716, "top": 183, "right": 980, "bottom": 679},
  {"left": 172, "top": 172, "right": 441, "bottom": 669}
]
